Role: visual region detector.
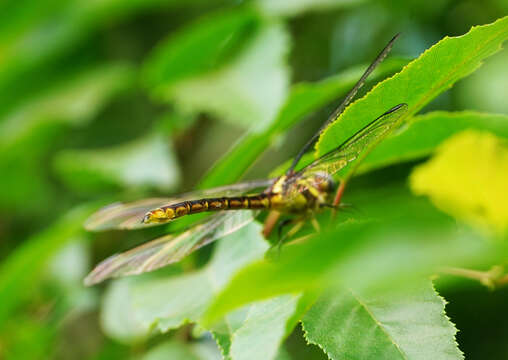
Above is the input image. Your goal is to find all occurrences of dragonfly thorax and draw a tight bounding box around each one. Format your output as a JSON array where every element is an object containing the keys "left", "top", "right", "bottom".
[{"left": 266, "top": 173, "right": 335, "bottom": 214}]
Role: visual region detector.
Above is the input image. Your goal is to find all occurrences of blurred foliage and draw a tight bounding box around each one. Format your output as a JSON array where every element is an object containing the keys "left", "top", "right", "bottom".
[
  {"left": 0, "top": 0, "right": 507, "bottom": 359},
  {"left": 411, "top": 130, "right": 508, "bottom": 234}
]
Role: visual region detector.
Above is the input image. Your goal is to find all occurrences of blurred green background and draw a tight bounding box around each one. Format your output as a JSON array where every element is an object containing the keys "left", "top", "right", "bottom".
[{"left": 0, "top": 0, "right": 507, "bottom": 359}]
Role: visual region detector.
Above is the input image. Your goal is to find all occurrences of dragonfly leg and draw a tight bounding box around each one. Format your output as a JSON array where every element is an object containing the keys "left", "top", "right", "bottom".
[
  {"left": 262, "top": 211, "right": 281, "bottom": 238},
  {"left": 320, "top": 203, "right": 337, "bottom": 209},
  {"left": 273, "top": 219, "right": 305, "bottom": 259},
  {"left": 277, "top": 218, "right": 293, "bottom": 241},
  {"left": 311, "top": 217, "right": 321, "bottom": 232},
  {"left": 331, "top": 181, "right": 347, "bottom": 219}
]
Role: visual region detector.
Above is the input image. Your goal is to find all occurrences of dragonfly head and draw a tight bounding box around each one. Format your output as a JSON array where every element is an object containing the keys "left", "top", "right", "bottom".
[{"left": 312, "top": 173, "right": 336, "bottom": 195}]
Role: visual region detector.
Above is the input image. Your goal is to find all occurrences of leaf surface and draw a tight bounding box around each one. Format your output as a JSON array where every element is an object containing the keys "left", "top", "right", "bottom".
[
  {"left": 0, "top": 204, "right": 95, "bottom": 324},
  {"left": 317, "top": 16, "right": 508, "bottom": 158},
  {"left": 54, "top": 132, "right": 180, "bottom": 193},
  {"left": 302, "top": 281, "right": 462, "bottom": 360},
  {"left": 410, "top": 130, "right": 508, "bottom": 233},
  {"left": 201, "top": 59, "right": 407, "bottom": 188},
  {"left": 202, "top": 187, "right": 505, "bottom": 325},
  {"left": 101, "top": 222, "right": 269, "bottom": 341}
]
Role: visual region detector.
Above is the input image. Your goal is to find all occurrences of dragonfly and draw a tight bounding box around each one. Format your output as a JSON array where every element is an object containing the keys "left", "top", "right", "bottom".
[{"left": 84, "top": 34, "right": 408, "bottom": 286}]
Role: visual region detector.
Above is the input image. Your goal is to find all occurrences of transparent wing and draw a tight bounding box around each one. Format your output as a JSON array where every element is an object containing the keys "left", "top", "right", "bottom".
[
  {"left": 84, "top": 179, "right": 273, "bottom": 231},
  {"left": 84, "top": 210, "right": 258, "bottom": 285},
  {"left": 295, "top": 103, "right": 408, "bottom": 181}
]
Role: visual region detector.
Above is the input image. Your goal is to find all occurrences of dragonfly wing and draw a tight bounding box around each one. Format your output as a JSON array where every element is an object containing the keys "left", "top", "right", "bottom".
[
  {"left": 85, "top": 179, "right": 273, "bottom": 231},
  {"left": 84, "top": 210, "right": 258, "bottom": 285},
  {"left": 296, "top": 103, "right": 408, "bottom": 180}
]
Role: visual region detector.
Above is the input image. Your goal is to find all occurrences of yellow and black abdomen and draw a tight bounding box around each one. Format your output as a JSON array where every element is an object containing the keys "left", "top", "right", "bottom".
[{"left": 143, "top": 194, "right": 272, "bottom": 224}]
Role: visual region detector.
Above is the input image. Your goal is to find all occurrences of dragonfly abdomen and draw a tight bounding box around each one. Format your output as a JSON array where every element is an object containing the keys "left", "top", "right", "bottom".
[{"left": 143, "top": 194, "right": 272, "bottom": 224}]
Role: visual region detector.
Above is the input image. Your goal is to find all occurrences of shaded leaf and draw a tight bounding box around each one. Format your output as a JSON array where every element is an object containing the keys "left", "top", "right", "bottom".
[
  {"left": 143, "top": 8, "right": 261, "bottom": 91},
  {"left": 0, "top": 64, "right": 133, "bottom": 143},
  {"left": 302, "top": 281, "right": 462, "bottom": 360},
  {"left": 0, "top": 64, "right": 134, "bottom": 211},
  {"left": 54, "top": 132, "right": 180, "bottom": 193},
  {"left": 0, "top": 0, "right": 206, "bottom": 116},
  {"left": 0, "top": 204, "right": 95, "bottom": 325},
  {"left": 166, "top": 21, "right": 290, "bottom": 131}
]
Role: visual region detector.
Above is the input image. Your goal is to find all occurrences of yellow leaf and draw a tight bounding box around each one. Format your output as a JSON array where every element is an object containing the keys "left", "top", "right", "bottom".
[{"left": 410, "top": 130, "right": 508, "bottom": 233}]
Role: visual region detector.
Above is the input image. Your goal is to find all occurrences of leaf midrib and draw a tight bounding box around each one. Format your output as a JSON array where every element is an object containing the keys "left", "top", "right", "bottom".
[{"left": 348, "top": 288, "right": 409, "bottom": 360}]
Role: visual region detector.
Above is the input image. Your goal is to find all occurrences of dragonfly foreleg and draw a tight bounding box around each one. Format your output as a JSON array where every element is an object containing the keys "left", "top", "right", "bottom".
[{"left": 262, "top": 210, "right": 281, "bottom": 238}]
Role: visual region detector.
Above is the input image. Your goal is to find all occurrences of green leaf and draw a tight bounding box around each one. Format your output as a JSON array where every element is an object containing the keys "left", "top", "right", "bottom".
[
  {"left": 200, "top": 59, "right": 408, "bottom": 188},
  {"left": 143, "top": 8, "right": 262, "bottom": 91},
  {"left": 141, "top": 340, "right": 221, "bottom": 360},
  {"left": 101, "top": 278, "right": 152, "bottom": 344},
  {"left": 102, "top": 222, "right": 310, "bottom": 359},
  {"left": 0, "top": 0, "right": 205, "bottom": 116},
  {"left": 228, "top": 295, "right": 300, "bottom": 360},
  {"left": 316, "top": 16, "right": 508, "bottom": 158},
  {"left": 0, "top": 204, "right": 95, "bottom": 325},
  {"left": 302, "top": 281, "right": 462, "bottom": 360},
  {"left": 256, "top": 0, "right": 366, "bottom": 17},
  {"left": 202, "top": 187, "right": 504, "bottom": 325},
  {"left": 0, "top": 64, "right": 133, "bottom": 145},
  {"left": 0, "top": 64, "right": 133, "bottom": 211},
  {"left": 143, "top": 8, "right": 291, "bottom": 131},
  {"left": 166, "top": 22, "right": 290, "bottom": 131},
  {"left": 269, "top": 111, "right": 508, "bottom": 179},
  {"left": 100, "top": 222, "right": 269, "bottom": 342},
  {"left": 54, "top": 132, "right": 180, "bottom": 193},
  {"left": 358, "top": 111, "right": 508, "bottom": 174},
  {"left": 211, "top": 292, "right": 315, "bottom": 359}
]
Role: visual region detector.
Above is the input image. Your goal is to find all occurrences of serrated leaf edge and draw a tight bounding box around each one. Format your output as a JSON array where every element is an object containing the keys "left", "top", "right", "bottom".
[
  {"left": 315, "top": 16, "right": 508, "bottom": 156},
  {"left": 430, "top": 281, "right": 465, "bottom": 359}
]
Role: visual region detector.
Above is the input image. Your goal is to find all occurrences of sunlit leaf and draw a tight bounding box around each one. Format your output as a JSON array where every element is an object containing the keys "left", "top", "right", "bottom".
[
  {"left": 317, "top": 16, "right": 508, "bottom": 158},
  {"left": 302, "top": 281, "right": 462, "bottom": 360},
  {"left": 410, "top": 130, "right": 508, "bottom": 234},
  {"left": 54, "top": 132, "right": 180, "bottom": 193}
]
